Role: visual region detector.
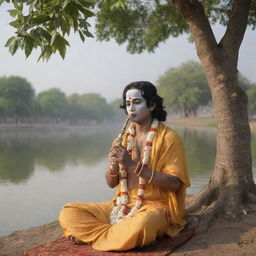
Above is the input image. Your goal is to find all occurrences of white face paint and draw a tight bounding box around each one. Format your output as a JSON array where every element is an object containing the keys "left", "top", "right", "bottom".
[{"left": 126, "top": 89, "right": 152, "bottom": 123}]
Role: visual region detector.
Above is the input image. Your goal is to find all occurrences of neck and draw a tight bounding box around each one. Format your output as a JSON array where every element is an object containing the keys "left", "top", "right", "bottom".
[{"left": 134, "top": 118, "right": 153, "bottom": 135}]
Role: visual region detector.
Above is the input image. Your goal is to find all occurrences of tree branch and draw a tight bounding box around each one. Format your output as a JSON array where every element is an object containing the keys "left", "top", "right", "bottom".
[
  {"left": 219, "top": 0, "right": 251, "bottom": 55},
  {"left": 171, "top": 0, "right": 218, "bottom": 64}
]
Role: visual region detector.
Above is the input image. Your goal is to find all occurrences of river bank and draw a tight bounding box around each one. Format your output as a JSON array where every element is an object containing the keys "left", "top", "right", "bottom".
[
  {"left": 0, "top": 116, "right": 255, "bottom": 134},
  {"left": 0, "top": 202, "right": 255, "bottom": 256},
  {"left": 168, "top": 115, "right": 256, "bottom": 134}
]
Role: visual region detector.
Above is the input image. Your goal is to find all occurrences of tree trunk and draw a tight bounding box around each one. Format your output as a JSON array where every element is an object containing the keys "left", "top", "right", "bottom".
[
  {"left": 172, "top": 0, "right": 256, "bottom": 231},
  {"left": 211, "top": 77, "right": 254, "bottom": 210},
  {"left": 186, "top": 67, "right": 256, "bottom": 231}
]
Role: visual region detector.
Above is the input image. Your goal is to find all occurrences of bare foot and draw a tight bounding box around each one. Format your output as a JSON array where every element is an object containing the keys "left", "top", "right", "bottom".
[{"left": 68, "top": 235, "right": 86, "bottom": 245}]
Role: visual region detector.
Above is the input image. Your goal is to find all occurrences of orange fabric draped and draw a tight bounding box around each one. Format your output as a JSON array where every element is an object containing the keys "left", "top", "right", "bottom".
[{"left": 59, "top": 122, "right": 190, "bottom": 251}]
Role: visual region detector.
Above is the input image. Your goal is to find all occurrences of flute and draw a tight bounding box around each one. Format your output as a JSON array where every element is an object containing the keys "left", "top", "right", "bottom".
[{"left": 109, "top": 117, "right": 130, "bottom": 172}]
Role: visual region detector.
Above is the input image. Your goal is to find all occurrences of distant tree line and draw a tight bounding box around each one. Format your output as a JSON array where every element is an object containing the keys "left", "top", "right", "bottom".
[
  {"left": 157, "top": 61, "right": 256, "bottom": 118},
  {"left": 1, "top": 66, "right": 255, "bottom": 123},
  {"left": 0, "top": 76, "right": 124, "bottom": 124}
]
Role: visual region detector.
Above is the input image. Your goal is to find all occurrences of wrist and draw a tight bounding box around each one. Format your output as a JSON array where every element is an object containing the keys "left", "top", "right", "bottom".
[
  {"left": 127, "top": 160, "right": 137, "bottom": 173},
  {"left": 107, "top": 169, "right": 119, "bottom": 177}
]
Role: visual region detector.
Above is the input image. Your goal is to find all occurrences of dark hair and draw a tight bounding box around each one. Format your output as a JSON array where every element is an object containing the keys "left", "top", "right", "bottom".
[{"left": 120, "top": 81, "right": 167, "bottom": 121}]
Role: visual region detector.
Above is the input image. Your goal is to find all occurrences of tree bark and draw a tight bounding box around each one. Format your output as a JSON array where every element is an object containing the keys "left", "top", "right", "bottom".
[{"left": 172, "top": 0, "right": 256, "bottom": 231}]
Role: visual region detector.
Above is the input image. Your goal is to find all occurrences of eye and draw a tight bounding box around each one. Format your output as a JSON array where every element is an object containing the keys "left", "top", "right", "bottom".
[
  {"left": 134, "top": 99, "right": 142, "bottom": 104},
  {"left": 126, "top": 101, "right": 131, "bottom": 106}
]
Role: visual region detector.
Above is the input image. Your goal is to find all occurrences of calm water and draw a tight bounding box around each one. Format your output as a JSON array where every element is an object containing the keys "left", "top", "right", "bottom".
[{"left": 0, "top": 124, "right": 255, "bottom": 237}]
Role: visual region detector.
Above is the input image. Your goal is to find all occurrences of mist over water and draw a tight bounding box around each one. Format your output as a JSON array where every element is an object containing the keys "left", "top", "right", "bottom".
[{"left": 0, "top": 124, "right": 255, "bottom": 237}]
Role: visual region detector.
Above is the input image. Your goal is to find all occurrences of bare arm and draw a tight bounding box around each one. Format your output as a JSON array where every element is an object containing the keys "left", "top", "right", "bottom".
[
  {"left": 111, "top": 144, "right": 182, "bottom": 192},
  {"left": 105, "top": 138, "right": 120, "bottom": 188},
  {"left": 105, "top": 169, "right": 119, "bottom": 188},
  {"left": 126, "top": 162, "right": 182, "bottom": 192}
]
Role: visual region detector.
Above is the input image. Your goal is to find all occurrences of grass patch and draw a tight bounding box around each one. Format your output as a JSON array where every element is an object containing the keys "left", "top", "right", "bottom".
[{"left": 208, "top": 121, "right": 216, "bottom": 127}]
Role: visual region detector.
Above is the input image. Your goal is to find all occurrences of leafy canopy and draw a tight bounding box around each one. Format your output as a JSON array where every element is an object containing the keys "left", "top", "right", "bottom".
[
  {"left": 248, "top": 85, "right": 256, "bottom": 115},
  {"left": 0, "top": 76, "right": 35, "bottom": 117},
  {"left": 1, "top": 0, "right": 95, "bottom": 60},
  {"left": 1, "top": 0, "right": 256, "bottom": 60},
  {"left": 157, "top": 61, "right": 211, "bottom": 116},
  {"left": 157, "top": 61, "right": 254, "bottom": 116},
  {"left": 37, "top": 88, "right": 68, "bottom": 117}
]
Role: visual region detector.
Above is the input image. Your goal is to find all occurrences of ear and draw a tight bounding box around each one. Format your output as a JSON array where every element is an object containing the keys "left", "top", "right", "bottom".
[{"left": 149, "top": 103, "right": 156, "bottom": 112}]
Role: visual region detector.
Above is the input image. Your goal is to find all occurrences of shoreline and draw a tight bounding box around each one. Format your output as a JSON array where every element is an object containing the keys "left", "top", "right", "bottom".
[
  {"left": 1, "top": 206, "right": 255, "bottom": 256},
  {"left": 0, "top": 116, "right": 255, "bottom": 133},
  {"left": 0, "top": 116, "right": 254, "bottom": 132}
]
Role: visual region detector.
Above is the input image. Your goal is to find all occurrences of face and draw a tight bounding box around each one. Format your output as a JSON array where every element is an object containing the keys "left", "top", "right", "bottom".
[{"left": 125, "top": 89, "right": 153, "bottom": 123}]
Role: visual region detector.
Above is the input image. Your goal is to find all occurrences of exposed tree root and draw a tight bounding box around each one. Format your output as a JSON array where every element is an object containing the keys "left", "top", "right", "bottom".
[
  {"left": 247, "top": 192, "right": 256, "bottom": 204},
  {"left": 186, "top": 186, "right": 216, "bottom": 214},
  {"left": 251, "top": 185, "right": 256, "bottom": 194},
  {"left": 196, "top": 199, "right": 223, "bottom": 232},
  {"left": 185, "top": 183, "right": 254, "bottom": 233}
]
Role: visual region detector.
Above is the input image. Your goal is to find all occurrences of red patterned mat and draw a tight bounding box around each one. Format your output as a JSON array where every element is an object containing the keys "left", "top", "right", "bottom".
[{"left": 24, "top": 228, "right": 195, "bottom": 256}]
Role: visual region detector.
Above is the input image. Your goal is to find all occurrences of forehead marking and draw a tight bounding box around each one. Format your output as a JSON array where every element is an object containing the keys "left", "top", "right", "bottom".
[{"left": 126, "top": 89, "right": 142, "bottom": 99}]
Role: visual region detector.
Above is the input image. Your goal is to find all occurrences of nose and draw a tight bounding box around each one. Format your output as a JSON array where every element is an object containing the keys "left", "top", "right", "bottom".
[{"left": 129, "top": 102, "right": 136, "bottom": 111}]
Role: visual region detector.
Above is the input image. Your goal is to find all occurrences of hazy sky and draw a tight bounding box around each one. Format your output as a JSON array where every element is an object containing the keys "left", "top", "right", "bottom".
[{"left": 0, "top": 5, "right": 255, "bottom": 102}]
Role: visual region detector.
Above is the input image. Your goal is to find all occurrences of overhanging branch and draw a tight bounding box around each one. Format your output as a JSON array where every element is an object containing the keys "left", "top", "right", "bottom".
[
  {"left": 170, "top": 0, "right": 218, "bottom": 63},
  {"left": 219, "top": 0, "right": 251, "bottom": 54}
]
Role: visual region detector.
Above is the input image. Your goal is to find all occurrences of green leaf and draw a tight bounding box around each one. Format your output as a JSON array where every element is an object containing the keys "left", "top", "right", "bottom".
[
  {"left": 60, "top": 17, "right": 70, "bottom": 35},
  {"left": 8, "top": 9, "right": 19, "bottom": 17},
  {"left": 82, "top": 8, "right": 95, "bottom": 17},
  {"left": 76, "top": 5, "right": 95, "bottom": 17},
  {"left": 30, "top": 14, "right": 51, "bottom": 25},
  {"left": 50, "top": 30, "right": 57, "bottom": 45},
  {"left": 9, "top": 19, "right": 22, "bottom": 29},
  {"left": 78, "top": 19, "right": 91, "bottom": 28},
  {"left": 54, "top": 35, "right": 67, "bottom": 59},
  {"left": 12, "top": 0, "right": 23, "bottom": 11},
  {"left": 18, "top": 37, "right": 25, "bottom": 49},
  {"left": 8, "top": 38, "right": 19, "bottom": 55},
  {"left": 62, "top": 0, "right": 70, "bottom": 10},
  {"left": 38, "top": 46, "right": 52, "bottom": 62},
  {"left": 5, "top": 36, "right": 16, "bottom": 47},
  {"left": 29, "top": 0, "right": 37, "bottom": 14},
  {"left": 38, "top": 28, "right": 51, "bottom": 41},
  {"left": 83, "top": 30, "right": 94, "bottom": 38},
  {"left": 79, "top": 30, "right": 85, "bottom": 42},
  {"left": 24, "top": 37, "right": 34, "bottom": 58},
  {"left": 118, "top": 0, "right": 125, "bottom": 9},
  {"left": 61, "top": 36, "right": 70, "bottom": 46},
  {"left": 66, "top": 16, "right": 74, "bottom": 27}
]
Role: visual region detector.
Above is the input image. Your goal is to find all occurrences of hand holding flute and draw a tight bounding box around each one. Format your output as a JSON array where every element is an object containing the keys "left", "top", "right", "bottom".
[{"left": 106, "top": 118, "right": 132, "bottom": 187}]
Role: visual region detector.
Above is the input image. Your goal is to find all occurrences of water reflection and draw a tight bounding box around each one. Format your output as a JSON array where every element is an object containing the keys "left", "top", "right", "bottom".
[
  {"left": 251, "top": 133, "right": 256, "bottom": 167},
  {"left": 0, "top": 138, "right": 35, "bottom": 183},
  {"left": 0, "top": 126, "right": 255, "bottom": 186},
  {"left": 180, "top": 128, "right": 216, "bottom": 175},
  {"left": 0, "top": 128, "right": 117, "bottom": 184}
]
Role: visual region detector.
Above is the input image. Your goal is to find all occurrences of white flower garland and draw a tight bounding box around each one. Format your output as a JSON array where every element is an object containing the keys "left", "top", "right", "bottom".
[{"left": 110, "top": 119, "right": 159, "bottom": 224}]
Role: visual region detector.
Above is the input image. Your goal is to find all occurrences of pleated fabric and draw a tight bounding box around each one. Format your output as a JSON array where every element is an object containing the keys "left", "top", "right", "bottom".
[{"left": 59, "top": 122, "right": 190, "bottom": 251}]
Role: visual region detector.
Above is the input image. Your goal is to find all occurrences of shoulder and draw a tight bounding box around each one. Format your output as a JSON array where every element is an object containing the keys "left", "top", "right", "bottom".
[
  {"left": 157, "top": 122, "right": 181, "bottom": 142},
  {"left": 155, "top": 122, "right": 185, "bottom": 153}
]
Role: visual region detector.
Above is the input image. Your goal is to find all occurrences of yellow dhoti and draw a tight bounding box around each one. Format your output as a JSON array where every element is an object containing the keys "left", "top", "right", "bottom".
[
  {"left": 59, "top": 199, "right": 169, "bottom": 251},
  {"left": 59, "top": 123, "right": 190, "bottom": 251}
]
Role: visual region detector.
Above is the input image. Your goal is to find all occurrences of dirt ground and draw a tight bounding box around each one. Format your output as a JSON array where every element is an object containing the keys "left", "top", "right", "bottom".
[{"left": 0, "top": 203, "right": 255, "bottom": 256}]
